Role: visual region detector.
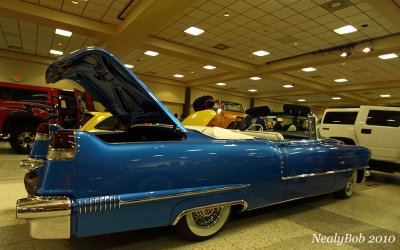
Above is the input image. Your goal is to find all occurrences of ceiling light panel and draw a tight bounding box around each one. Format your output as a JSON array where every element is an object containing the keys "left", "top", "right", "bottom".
[
  {"left": 50, "top": 49, "right": 63, "bottom": 55},
  {"left": 286, "top": 55, "right": 400, "bottom": 86},
  {"left": 203, "top": 65, "right": 216, "bottom": 70},
  {"left": 144, "top": 51, "right": 159, "bottom": 56},
  {"left": 333, "top": 25, "right": 357, "bottom": 35},
  {"left": 283, "top": 84, "right": 294, "bottom": 88},
  {"left": 151, "top": 0, "right": 395, "bottom": 66},
  {"left": 378, "top": 53, "right": 398, "bottom": 60},
  {"left": 302, "top": 67, "right": 316, "bottom": 72},
  {"left": 184, "top": 26, "right": 204, "bottom": 36},
  {"left": 119, "top": 49, "right": 228, "bottom": 82},
  {"left": 252, "top": 50, "right": 270, "bottom": 56},
  {"left": 55, "top": 29, "right": 72, "bottom": 37}
]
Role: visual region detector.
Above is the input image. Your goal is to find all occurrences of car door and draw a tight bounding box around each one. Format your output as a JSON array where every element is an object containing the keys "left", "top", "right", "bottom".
[
  {"left": 281, "top": 140, "right": 337, "bottom": 199},
  {"left": 355, "top": 108, "right": 400, "bottom": 163}
]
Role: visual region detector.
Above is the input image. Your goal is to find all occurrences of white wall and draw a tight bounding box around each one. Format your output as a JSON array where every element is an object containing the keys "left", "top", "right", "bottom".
[
  {"left": 0, "top": 57, "right": 86, "bottom": 91},
  {"left": 0, "top": 57, "right": 47, "bottom": 86}
]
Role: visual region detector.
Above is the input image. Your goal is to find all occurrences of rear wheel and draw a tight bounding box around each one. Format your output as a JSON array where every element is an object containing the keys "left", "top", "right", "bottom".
[
  {"left": 334, "top": 171, "right": 357, "bottom": 199},
  {"left": 175, "top": 206, "right": 231, "bottom": 241},
  {"left": 10, "top": 125, "right": 36, "bottom": 154}
]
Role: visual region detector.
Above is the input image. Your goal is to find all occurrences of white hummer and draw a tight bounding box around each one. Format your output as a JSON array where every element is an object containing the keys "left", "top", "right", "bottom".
[{"left": 319, "top": 106, "right": 400, "bottom": 173}]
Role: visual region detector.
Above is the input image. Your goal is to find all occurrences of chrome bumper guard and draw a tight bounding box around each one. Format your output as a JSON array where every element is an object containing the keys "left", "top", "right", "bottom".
[
  {"left": 20, "top": 158, "right": 45, "bottom": 170},
  {"left": 16, "top": 196, "right": 71, "bottom": 239}
]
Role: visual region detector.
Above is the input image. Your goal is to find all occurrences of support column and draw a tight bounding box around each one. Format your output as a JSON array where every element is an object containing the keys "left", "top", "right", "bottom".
[
  {"left": 182, "top": 87, "right": 191, "bottom": 119},
  {"left": 250, "top": 98, "right": 255, "bottom": 109}
]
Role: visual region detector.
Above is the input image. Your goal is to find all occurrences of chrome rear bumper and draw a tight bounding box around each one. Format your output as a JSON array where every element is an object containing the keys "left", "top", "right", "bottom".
[
  {"left": 16, "top": 196, "right": 71, "bottom": 239},
  {"left": 20, "top": 158, "right": 45, "bottom": 169}
]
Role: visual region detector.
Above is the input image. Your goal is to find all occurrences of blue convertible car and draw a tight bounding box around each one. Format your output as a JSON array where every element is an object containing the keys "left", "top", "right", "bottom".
[{"left": 17, "top": 48, "right": 370, "bottom": 241}]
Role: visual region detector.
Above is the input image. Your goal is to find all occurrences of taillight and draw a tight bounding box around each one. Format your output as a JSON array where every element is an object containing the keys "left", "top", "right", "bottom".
[
  {"left": 34, "top": 123, "right": 51, "bottom": 140},
  {"left": 47, "top": 130, "right": 76, "bottom": 160}
]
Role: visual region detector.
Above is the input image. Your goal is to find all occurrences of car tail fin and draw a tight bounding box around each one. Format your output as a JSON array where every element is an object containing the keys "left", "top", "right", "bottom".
[{"left": 47, "top": 130, "right": 76, "bottom": 160}]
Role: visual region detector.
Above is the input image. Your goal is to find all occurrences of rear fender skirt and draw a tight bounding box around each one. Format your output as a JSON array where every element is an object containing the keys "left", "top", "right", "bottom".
[
  {"left": 169, "top": 187, "right": 250, "bottom": 225},
  {"left": 172, "top": 200, "right": 248, "bottom": 226}
]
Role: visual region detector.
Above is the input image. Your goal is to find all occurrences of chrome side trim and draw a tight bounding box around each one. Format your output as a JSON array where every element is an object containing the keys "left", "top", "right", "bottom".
[
  {"left": 77, "top": 195, "right": 120, "bottom": 214},
  {"left": 20, "top": 158, "right": 45, "bottom": 170},
  {"left": 120, "top": 184, "right": 250, "bottom": 206},
  {"left": 282, "top": 168, "right": 354, "bottom": 180},
  {"left": 172, "top": 200, "right": 248, "bottom": 225}
]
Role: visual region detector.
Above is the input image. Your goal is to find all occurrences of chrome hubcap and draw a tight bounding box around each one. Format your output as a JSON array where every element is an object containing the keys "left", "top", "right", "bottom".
[
  {"left": 191, "top": 207, "right": 223, "bottom": 229},
  {"left": 345, "top": 173, "right": 355, "bottom": 194},
  {"left": 17, "top": 132, "right": 34, "bottom": 149}
]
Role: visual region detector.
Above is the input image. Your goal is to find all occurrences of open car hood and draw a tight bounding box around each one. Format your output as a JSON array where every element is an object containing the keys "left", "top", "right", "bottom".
[{"left": 46, "top": 47, "right": 185, "bottom": 130}]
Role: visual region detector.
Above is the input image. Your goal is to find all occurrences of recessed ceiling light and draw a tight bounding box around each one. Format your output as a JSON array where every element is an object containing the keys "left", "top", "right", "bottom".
[
  {"left": 330, "top": 1, "right": 342, "bottom": 8},
  {"left": 332, "top": 97, "right": 342, "bottom": 100},
  {"left": 362, "top": 47, "right": 372, "bottom": 53},
  {"left": 380, "top": 94, "right": 391, "bottom": 98},
  {"left": 50, "top": 49, "right": 63, "bottom": 55},
  {"left": 223, "top": 12, "right": 230, "bottom": 17},
  {"left": 216, "top": 82, "right": 226, "bottom": 86},
  {"left": 184, "top": 26, "right": 204, "bottom": 36},
  {"left": 203, "top": 65, "right": 216, "bottom": 70},
  {"left": 334, "top": 78, "right": 348, "bottom": 83},
  {"left": 124, "top": 64, "right": 134, "bottom": 69},
  {"left": 248, "top": 89, "right": 258, "bottom": 92},
  {"left": 249, "top": 76, "right": 261, "bottom": 80},
  {"left": 283, "top": 84, "right": 294, "bottom": 88},
  {"left": 55, "top": 28, "right": 72, "bottom": 37},
  {"left": 333, "top": 25, "right": 357, "bottom": 35},
  {"left": 298, "top": 99, "right": 306, "bottom": 102},
  {"left": 144, "top": 51, "right": 159, "bottom": 56},
  {"left": 302, "top": 67, "right": 316, "bottom": 72},
  {"left": 252, "top": 50, "right": 270, "bottom": 57},
  {"left": 378, "top": 53, "right": 398, "bottom": 60},
  {"left": 174, "top": 74, "right": 184, "bottom": 78},
  {"left": 340, "top": 51, "right": 350, "bottom": 57},
  {"left": 71, "top": 0, "right": 79, "bottom": 4}
]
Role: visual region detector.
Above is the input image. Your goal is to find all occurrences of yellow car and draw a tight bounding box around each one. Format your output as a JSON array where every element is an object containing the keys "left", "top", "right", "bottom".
[
  {"left": 182, "top": 100, "right": 245, "bottom": 129},
  {"left": 79, "top": 112, "right": 126, "bottom": 132}
]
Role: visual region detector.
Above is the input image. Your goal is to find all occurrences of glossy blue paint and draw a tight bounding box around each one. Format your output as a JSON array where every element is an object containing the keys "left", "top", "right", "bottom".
[
  {"left": 19, "top": 48, "right": 372, "bottom": 239},
  {"left": 31, "top": 128, "right": 370, "bottom": 237},
  {"left": 45, "top": 47, "right": 185, "bottom": 131}
]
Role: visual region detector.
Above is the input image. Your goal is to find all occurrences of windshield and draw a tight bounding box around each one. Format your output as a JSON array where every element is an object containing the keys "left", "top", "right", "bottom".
[
  {"left": 244, "top": 115, "right": 318, "bottom": 140},
  {"left": 222, "top": 102, "right": 244, "bottom": 112}
]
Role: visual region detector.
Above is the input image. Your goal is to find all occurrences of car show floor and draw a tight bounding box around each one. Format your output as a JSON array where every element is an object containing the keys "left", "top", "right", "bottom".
[{"left": 0, "top": 140, "right": 399, "bottom": 250}]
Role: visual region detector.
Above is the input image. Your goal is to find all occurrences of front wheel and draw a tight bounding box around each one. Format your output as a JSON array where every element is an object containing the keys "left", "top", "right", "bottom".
[
  {"left": 10, "top": 125, "right": 36, "bottom": 154},
  {"left": 174, "top": 206, "right": 231, "bottom": 241},
  {"left": 333, "top": 171, "right": 357, "bottom": 199}
]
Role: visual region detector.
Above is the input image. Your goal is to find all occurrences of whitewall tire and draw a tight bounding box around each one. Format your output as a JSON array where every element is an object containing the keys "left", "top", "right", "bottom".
[
  {"left": 175, "top": 206, "right": 231, "bottom": 241},
  {"left": 334, "top": 170, "right": 357, "bottom": 199}
]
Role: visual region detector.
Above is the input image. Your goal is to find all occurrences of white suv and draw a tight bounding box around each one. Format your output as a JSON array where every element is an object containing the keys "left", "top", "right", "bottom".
[{"left": 319, "top": 106, "right": 400, "bottom": 172}]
